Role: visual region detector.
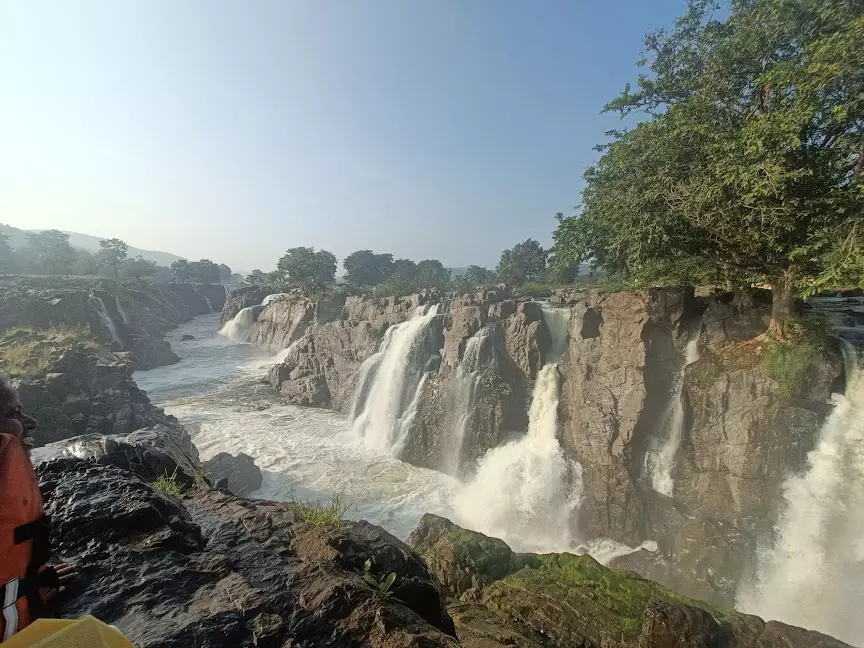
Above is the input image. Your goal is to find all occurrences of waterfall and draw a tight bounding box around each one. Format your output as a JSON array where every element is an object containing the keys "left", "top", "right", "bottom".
[
  {"left": 204, "top": 296, "right": 214, "bottom": 313},
  {"left": 219, "top": 305, "right": 263, "bottom": 343},
  {"left": 89, "top": 295, "right": 122, "bottom": 345},
  {"left": 453, "top": 305, "right": 580, "bottom": 552},
  {"left": 644, "top": 325, "right": 702, "bottom": 497},
  {"left": 262, "top": 293, "right": 290, "bottom": 306},
  {"left": 446, "top": 326, "right": 495, "bottom": 477},
  {"left": 736, "top": 343, "right": 864, "bottom": 645},
  {"left": 350, "top": 305, "right": 442, "bottom": 455},
  {"left": 116, "top": 299, "right": 130, "bottom": 325}
]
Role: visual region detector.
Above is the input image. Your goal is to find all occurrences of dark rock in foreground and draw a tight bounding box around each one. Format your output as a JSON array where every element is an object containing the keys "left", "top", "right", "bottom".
[
  {"left": 36, "top": 436, "right": 458, "bottom": 648},
  {"left": 407, "top": 514, "right": 852, "bottom": 648},
  {"left": 202, "top": 451, "right": 263, "bottom": 495}
]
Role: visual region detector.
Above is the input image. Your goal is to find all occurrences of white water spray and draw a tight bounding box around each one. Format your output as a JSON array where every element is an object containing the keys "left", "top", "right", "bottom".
[
  {"left": 350, "top": 305, "right": 441, "bottom": 455},
  {"left": 262, "top": 293, "right": 290, "bottom": 307},
  {"left": 204, "top": 296, "right": 214, "bottom": 313},
  {"left": 453, "top": 306, "right": 580, "bottom": 552},
  {"left": 645, "top": 325, "right": 702, "bottom": 497},
  {"left": 116, "top": 300, "right": 130, "bottom": 325},
  {"left": 736, "top": 342, "right": 864, "bottom": 645},
  {"left": 89, "top": 295, "right": 122, "bottom": 345},
  {"left": 219, "top": 306, "right": 261, "bottom": 343}
]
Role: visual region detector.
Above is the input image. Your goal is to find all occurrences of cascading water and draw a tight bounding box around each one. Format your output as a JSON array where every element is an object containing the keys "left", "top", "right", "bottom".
[
  {"left": 204, "top": 296, "right": 214, "bottom": 313},
  {"left": 736, "top": 341, "right": 864, "bottom": 645},
  {"left": 350, "top": 305, "right": 442, "bottom": 455},
  {"left": 644, "top": 326, "right": 702, "bottom": 497},
  {"left": 116, "top": 299, "right": 130, "bottom": 325},
  {"left": 453, "top": 305, "right": 581, "bottom": 552},
  {"left": 89, "top": 295, "right": 122, "bottom": 345},
  {"left": 219, "top": 305, "right": 263, "bottom": 343},
  {"left": 262, "top": 293, "right": 290, "bottom": 306},
  {"left": 446, "top": 326, "right": 495, "bottom": 476}
]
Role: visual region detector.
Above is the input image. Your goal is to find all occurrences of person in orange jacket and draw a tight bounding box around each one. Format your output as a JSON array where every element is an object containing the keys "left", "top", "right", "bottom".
[{"left": 0, "top": 374, "right": 76, "bottom": 641}]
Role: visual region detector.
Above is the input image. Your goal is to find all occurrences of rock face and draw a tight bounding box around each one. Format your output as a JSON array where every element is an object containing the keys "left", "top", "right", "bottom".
[
  {"left": 250, "top": 294, "right": 345, "bottom": 354},
  {"left": 0, "top": 278, "right": 227, "bottom": 370},
  {"left": 220, "top": 284, "right": 275, "bottom": 326},
  {"left": 202, "top": 452, "right": 263, "bottom": 495},
  {"left": 35, "top": 435, "right": 459, "bottom": 648},
  {"left": 7, "top": 329, "right": 181, "bottom": 446},
  {"left": 407, "top": 514, "right": 852, "bottom": 648}
]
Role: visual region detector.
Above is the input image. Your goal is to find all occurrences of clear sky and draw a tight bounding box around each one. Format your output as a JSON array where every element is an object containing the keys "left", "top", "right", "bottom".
[{"left": 0, "top": 0, "right": 685, "bottom": 272}]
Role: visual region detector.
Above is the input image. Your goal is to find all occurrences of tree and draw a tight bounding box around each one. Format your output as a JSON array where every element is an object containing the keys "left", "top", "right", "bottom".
[
  {"left": 464, "top": 265, "right": 497, "bottom": 285},
  {"left": 343, "top": 250, "right": 395, "bottom": 286},
  {"left": 245, "top": 269, "right": 269, "bottom": 284},
  {"left": 415, "top": 259, "right": 451, "bottom": 288},
  {"left": 170, "top": 259, "right": 194, "bottom": 282},
  {"left": 97, "top": 238, "right": 129, "bottom": 280},
  {"left": 71, "top": 249, "right": 100, "bottom": 276},
  {"left": 24, "top": 230, "right": 77, "bottom": 276},
  {"left": 553, "top": 0, "right": 864, "bottom": 335},
  {"left": 218, "top": 263, "right": 232, "bottom": 282},
  {"left": 0, "top": 233, "right": 12, "bottom": 273},
  {"left": 122, "top": 255, "right": 158, "bottom": 281},
  {"left": 189, "top": 259, "right": 221, "bottom": 284},
  {"left": 275, "top": 247, "right": 337, "bottom": 292},
  {"left": 496, "top": 239, "right": 547, "bottom": 285},
  {"left": 546, "top": 246, "right": 580, "bottom": 285}
]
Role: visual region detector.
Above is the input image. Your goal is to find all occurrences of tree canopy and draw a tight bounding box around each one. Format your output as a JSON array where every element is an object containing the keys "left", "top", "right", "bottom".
[
  {"left": 122, "top": 255, "right": 159, "bottom": 281},
  {"left": 553, "top": 0, "right": 864, "bottom": 331},
  {"left": 343, "top": 250, "right": 395, "bottom": 286},
  {"left": 189, "top": 259, "right": 221, "bottom": 284},
  {"left": 170, "top": 259, "right": 193, "bottom": 282},
  {"left": 97, "top": 238, "right": 129, "bottom": 280},
  {"left": 416, "top": 259, "right": 451, "bottom": 288},
  {"left": 275, "top": 247, "right": 337, "bottom": 292},
  {"left": 497, "top": 239, "right": 548, "bottom": 285},
  {"left": 24, "top": 231, "right": 77, "bottom": 276}
]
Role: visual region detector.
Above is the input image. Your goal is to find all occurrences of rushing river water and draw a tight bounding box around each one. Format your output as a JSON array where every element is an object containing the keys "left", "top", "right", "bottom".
[{"left": 135, "top": 314, "right": 461, "bottom": 541}]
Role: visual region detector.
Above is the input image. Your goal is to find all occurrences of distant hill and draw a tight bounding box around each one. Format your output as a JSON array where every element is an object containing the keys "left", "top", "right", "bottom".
[{"left": 0, "top": 224, "right": 184, "bottom": 267}]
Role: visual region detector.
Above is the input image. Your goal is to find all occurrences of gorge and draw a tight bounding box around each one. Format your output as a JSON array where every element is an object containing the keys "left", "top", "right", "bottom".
[{"left": 2, "top": 278, "right": 862, "bottom": 647}]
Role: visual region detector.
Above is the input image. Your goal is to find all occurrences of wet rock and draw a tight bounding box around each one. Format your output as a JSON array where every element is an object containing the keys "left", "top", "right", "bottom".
[
  {"left": 408, "top": 514, "right": 853, "bottom": 648},
  {"left": 220, "top": 285, "right": 277, "bottom": 325},
  {"left": 181, "top": 334, "right": 195, "bottom": 341},
  {"left": 35, "top": 457, "right": 458, "bottom": 648},
  {"left": 202, "top": 452, "right": 263, "bottom": 495}
]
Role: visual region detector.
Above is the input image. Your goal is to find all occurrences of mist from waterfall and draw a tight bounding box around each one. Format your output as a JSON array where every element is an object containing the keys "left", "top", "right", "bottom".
[
  {"left": 645, "top": 326, "right": 702, "bottom": 497},
  {"left": 446, "top": 326, "right": 495, "bottom": 477},
  {"left": 736, "top": 341, "right": 864, "bottom": 645},
  {"left": 453, "top": 305, "right": 581, "bottom": 552},
  {"left": 219, "top": 305, "right": 262, "bottom": 343},
  {"left": 350, "top": 305, "right": 441, "bottom": 456},
  {"left": 89, "top": 295, "right": 122, "bottom": 345}
]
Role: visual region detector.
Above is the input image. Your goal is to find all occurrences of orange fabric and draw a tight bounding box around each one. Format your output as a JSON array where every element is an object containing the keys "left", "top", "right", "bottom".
[{"left": 0, "top": 433, "right": 46, "bottom": 638}]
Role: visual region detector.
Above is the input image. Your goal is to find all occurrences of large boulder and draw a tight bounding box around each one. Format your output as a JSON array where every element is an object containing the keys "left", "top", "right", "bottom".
[
  {"left": 407, "top": 515, "right": 852, "bottom": 648},
  {"left": 35, "top": 457, "right": 458, "bottom": 648},
  {"left": 202, "top": 452, "right": 263, "bottom": 495}
]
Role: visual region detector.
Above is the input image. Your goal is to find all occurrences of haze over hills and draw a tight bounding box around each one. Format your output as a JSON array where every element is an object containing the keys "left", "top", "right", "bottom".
[{"left": 1, "top": 223, "right": 185, "bottom": 267}]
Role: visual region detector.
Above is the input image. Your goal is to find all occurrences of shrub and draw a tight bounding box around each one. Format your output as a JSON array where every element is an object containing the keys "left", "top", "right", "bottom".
[
  {"left": 761, "top": 314, "right": 830, "bottom": 397},
  {"left": 153, "top": 468, "right": 185, "bottom": 497},
  {"left": 361, "top": 559, "right": 397, "bottom": 598}
]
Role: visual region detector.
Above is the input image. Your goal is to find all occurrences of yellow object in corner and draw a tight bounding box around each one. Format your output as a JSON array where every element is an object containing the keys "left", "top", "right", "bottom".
[{"left": 0, "top": 616, "right": 135, "bottom": 648}]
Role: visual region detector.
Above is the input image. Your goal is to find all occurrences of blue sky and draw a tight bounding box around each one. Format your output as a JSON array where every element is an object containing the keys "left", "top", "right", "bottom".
[{"left": 0, "top": 0, "right": 685, "bottom": 272}]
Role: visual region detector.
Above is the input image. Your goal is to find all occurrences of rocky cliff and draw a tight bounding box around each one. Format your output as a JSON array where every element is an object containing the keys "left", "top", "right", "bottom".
[
  {"left": 407, "top": 514, "right": 850, "bottom": 648},
  {"left": 252, "top": 286, "right": 846, "bottom": 608},
  {"left": 0, "top": 278, "right": 226, "bottom": 370}
]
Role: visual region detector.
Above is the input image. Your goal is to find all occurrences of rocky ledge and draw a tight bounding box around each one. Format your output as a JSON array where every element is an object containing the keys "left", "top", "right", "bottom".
[
  {"left": 407, "top": 514, "right": 851, "bottom": 648},
  {"left": 32, "top": 429, "right": 851, "bottom": 648}
]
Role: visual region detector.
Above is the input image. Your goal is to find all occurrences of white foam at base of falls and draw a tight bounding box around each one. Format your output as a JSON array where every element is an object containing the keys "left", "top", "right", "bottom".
[
  {"left": 350, "top": 305, "right": 441, "bottom": 454},
  {"left": 89, "top": 294, "right": 121, "bottom": 345},
  {"left": 736, "top": 344, "right": 864, "bottom": 646}
]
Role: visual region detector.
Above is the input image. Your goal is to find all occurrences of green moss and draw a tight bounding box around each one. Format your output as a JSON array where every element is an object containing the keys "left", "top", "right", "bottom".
[
  {"left": 761, "top": 314, "right": 831, "bottom": 397},
  {"left": 0, "top": 326, "right": 101, "bottom": 379}
]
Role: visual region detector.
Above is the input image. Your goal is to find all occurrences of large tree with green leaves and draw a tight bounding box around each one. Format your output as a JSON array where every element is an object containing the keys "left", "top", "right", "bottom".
[
  {"left": 343, "top": 250, "right": 395, "bottom": 286},
  {"left": 170, "top": 259, "right": 194, "bottom": 282},
  {"left": 122, "top": 255, "right": 158, "bottom": 281},
  {"left": 554, "top": 0, "right": 864, "bottom": 334},
  {"left": 97, "top": 238, "right": 128, "bottom": 280},
  {"left": 416, "top": 259, "right": 451, "bottom": 288},
  {"left": 497, "top": 239, "right": 548, "bottom": 286},
  {"left": 275, "top": 247, "right": 337, "bottom": 292},
  {"left": 189, "top": 259, "right": 221, "bottom": 284},
  {"left": 24, "top": 230, "right": 77, "bottom": 276}
]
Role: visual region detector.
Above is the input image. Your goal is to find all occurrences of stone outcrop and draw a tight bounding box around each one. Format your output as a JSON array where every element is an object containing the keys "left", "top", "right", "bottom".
[
  {"left": 220, "top": 284, "right": 275, "bottom": 326},
  {"left": 0, "top": 278, "right": 227, "bottom": 370},
  {"left": 407, "top": 514, "right": 851, "bottom": 648},
  {"left": 202, "top": 451, "right": 263, "bottom": 495},
  {"left": 250, "top": 294, "right": 345, "bottom": 354},
  {"left": 35, "top": 434, "right": 459, "bottom": 648},
  {"left": 5, "top": 328, "right": 181, "bottom": 446}
]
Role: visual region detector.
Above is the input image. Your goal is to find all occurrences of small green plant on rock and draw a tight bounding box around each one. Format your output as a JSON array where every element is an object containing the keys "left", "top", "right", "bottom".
[
  {"left": 153, "top": 467, "right": 185, "bottom": 497},
  {"left": 761, "top": 314, "right": 830, "bottom": 397},
  {"left": 289, "top": 491, "right": 351, "bottom": 530},
  {"left": 361, "top": 559, "right": 396, "bottom": 598}
]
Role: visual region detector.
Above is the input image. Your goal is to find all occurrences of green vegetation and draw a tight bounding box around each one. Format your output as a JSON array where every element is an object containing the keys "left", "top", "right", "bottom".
[
  {"left": 98, "top": 238, "right": 129, "bottom": 280},
  {"left": 360, "top": 559, "right": 397, "bottom": 598},
  {"left": 290, "top": 492, "right": 351, "bottom": 529},
  {"left": 552, "top": 0, "right": 864, "bottom": 335},
  {"left": 0, "top": 326, "right": 100, "bottom": 379},
  {"left": 762, "top": 314, "right": 830, "bottom": 397},
  {"left": 274, "top": 247, "right": 338, "bottom": 293},
  {"left": 496, "top": 239, "right": 548, "bottom": 286},
  {"left": 153, "top": 467, "right": 185, "bottom": 497}
]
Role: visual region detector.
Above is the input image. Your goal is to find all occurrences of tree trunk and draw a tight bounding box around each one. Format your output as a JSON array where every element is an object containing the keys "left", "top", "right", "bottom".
[{"left": 768, "top": 274, "right": 795, "bottom": 339}]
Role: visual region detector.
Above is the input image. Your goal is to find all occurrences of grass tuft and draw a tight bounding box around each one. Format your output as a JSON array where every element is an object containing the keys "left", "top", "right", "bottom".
[
  {"left": 153, "top": 468, "right": 185, "bottom": 497},
  {"left": 289, "top": 491, "right": 351, "bottom": 529}
]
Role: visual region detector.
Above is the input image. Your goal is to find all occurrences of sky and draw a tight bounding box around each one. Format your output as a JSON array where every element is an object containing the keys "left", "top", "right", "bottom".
[{"left": 0, "top": 0, "right": 686, "bottom": 272}]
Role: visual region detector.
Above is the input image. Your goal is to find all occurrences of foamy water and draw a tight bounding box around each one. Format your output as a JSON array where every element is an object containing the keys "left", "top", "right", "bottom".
[{"left": 135, "top": 313, "right": 653, "bottom": 562}]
